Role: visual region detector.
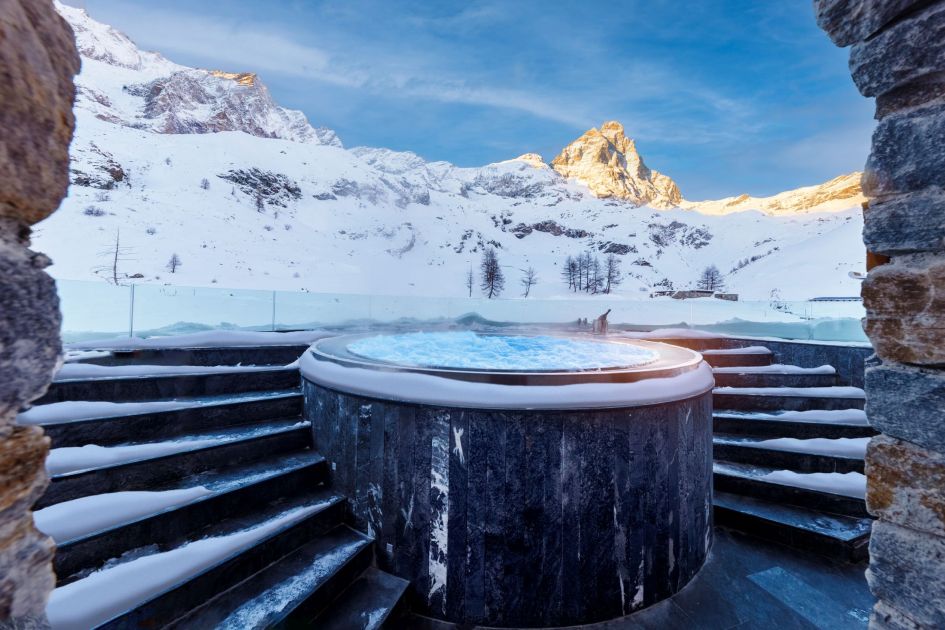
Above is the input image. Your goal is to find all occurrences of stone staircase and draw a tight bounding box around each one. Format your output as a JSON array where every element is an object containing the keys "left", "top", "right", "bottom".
[
  {"left": 681, "top": 341, "right": 875, "bottom": 562},
  {"left": 25, "top": 345, "right": 408, "bottom": 629}
]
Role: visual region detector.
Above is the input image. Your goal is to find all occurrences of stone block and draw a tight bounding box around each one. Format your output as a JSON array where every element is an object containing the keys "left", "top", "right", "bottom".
[
  {"left": 866, "top": 363, "right": 945, "bottom": 452},
  {"left": 0, "top": 424, "right": 54, "bottom": 619},
  {"left": 0, "top": 0, "right": 80, "bottom": 225},
  {"left": 814, "top": 0, "right": 928, "bottom": 47},
  {"left": 862, "top": 254, "right": 945, "bottom": 365},
  {"left": 863, "top": 100, "right": 945, "bottom": 199},
  {"left": 867, "top": 520, "right": 945, "bottom": 628},
  {"left": 850, "top": 3, "right": 945, "bottom": 98},
  {"left": 871, "top": 600, "right": 927, "bottom": 630},
  {"left": 863, "top": 189, "right": 945, "bottom": 256},
  {"left": 875, "top": 74, "right": 945, "bottom": 119},
  {"left": 0, "top": 229, "right": 62, "bottom": 422},
  {"left": 866, "top": 435, "right": 945, "bottom": 536}
]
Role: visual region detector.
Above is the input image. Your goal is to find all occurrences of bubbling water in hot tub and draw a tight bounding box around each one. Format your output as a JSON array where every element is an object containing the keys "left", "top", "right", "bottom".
[{"left": 345, "top": 330, "right": 659, "bottom": 372}]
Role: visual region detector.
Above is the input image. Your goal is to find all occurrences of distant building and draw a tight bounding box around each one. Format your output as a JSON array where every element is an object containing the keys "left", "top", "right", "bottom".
[
  {"left": 670, "top": 290, "right": 715, "bottom": 300},
  {"left": 713, "top": 293, "right": 739, "bottom": 302}
]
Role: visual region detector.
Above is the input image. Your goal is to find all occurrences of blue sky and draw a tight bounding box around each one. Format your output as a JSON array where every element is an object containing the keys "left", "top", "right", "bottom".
[{"left": 65, "top": 0, "right": 875, "bottom": 199}]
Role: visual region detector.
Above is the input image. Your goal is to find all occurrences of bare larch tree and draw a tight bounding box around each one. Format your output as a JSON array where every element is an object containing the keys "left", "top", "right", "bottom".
[
  {"left": 520, "top": 266, "right": 538, "bottom": 298},
  {"left": 93, "top": 229, "right": 134, "bottom": 285},
  {"left": 166, "top": 253, "right": 182, "bottom": 273},
  {"left": 465, "top": 267, "right": 474, "bottom": 297},
  {"left": 480, "top": 247, "right": 505, "bottom": 299},
  {"left": 604, "top": 254, "right": 622, "bottom": 294},
  {"left": 697, "top": 264, "right": 725, "bottom": 291}
]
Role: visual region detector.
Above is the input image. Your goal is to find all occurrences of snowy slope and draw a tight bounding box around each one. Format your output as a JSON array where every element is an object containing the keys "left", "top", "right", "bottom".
[{"left": 35, "top": 3, "right": 867, "bottom": 301}]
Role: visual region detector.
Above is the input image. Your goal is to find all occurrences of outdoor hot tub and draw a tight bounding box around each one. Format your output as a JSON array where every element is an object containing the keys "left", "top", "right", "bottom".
[{"left": 300, "top": 331, "right": 714, "bottom": 627}]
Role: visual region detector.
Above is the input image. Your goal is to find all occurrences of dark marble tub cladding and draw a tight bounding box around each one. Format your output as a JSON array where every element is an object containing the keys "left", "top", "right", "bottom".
[{"left": 303, "top": 379, "right": 714, "bottom": 627}]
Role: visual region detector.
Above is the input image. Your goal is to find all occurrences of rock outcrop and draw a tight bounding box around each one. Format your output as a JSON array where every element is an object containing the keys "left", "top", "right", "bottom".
[
  {"left": 0, "top": 0, "right": 79, "bottom": 623},
  {"left": 551, "top": 121, "right": 682, "bottom": 208},
  {"left": 816, "top": 1, "right": 945, "bottom": 628}
]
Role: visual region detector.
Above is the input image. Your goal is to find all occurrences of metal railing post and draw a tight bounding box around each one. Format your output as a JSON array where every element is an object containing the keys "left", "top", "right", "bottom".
[{"left": 129, "top": 283, "right": 135, "bottom": 338}]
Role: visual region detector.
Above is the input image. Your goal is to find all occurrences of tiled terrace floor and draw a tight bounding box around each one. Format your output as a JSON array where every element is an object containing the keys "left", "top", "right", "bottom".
[{"left": 405, "top": 527, "right": 874, "bottom": 629}]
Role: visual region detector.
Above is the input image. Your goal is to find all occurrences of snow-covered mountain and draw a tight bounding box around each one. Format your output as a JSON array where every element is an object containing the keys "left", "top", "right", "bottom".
[{"left": 36, "top": 2, "right": 867, "bottom": 301}]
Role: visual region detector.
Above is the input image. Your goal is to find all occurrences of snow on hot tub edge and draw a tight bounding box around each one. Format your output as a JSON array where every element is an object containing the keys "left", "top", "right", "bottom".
[{"left": 299, "top": 347, "right": 714, "bottom": 410}]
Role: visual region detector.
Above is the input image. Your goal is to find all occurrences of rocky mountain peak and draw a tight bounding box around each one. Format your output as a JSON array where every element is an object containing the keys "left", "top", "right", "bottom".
[
  {"left": 209, "top": 71, "right": 259, "bottom": 87},
  {"left": 55, "top": 1, "right": 341, "bottom": 147},
  {"left": 551, "top": 121, "right": 682, "bottom": 209},
  {"left": 512, "top": 153, "right": 548, "bottom": 169}
]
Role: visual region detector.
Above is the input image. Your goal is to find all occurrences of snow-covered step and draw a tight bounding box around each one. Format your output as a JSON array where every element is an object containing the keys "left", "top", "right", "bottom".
[
  {"left": 24, "top": 389, "right": 302, "bottom": 448},
  {"left": 713, "top": 461, "right": 868, "bottom": 518},
  {"left": 167, "top": 526, "right": 377, "bottom": 629},
  {"left": 701, "top": 346, "right": 773, "bottom": 368},
  {"left": 41, "top": 418, "right": 311, "bottom": 509},
  {"left": 713, "top": 409, "right": 876, "bottom": 439},
  {"left": 713, "top": 434, "right": 867, "bottom": 474},
  {"left": 48, "top": 451, "right": 331, "bottom": 585},
  {"left": 712, "top": 386, "right": 866, "bottom": 411},
  {"left": 712, "top": 364, "right": 838, "bottom": 388},
  {"left": 65, "top": 341, "right": 311, "bottom": 369},
  {"left": 310, "top": 567, "right": 410, "bottom": 629},
  {"left": 713, "top": 491, "right": 872, "bottom": 562},
  {"left": 46, "top": 492, "right": 344, "bottom": 630},
  {"left": 38, "top": 364, "right": 300, "bottom": 404}
]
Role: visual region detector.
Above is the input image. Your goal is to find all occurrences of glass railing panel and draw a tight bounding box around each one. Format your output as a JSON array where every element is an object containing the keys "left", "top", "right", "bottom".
[
  {"left": 55, "top": 278, "right": 869, "bottom": 344},
  {"left": 57, "top": 279, "right": 132, "bottom": 344},
  {"left": 273, "top": 291, "right": 372, "bottom": 329},
  {"left": 129, "top": 284, "right": 274, "bottom": 336}
]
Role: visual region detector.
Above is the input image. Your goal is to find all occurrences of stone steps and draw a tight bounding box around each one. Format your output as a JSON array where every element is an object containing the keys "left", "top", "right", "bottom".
[
  {"left": 701, "top": 347, "right": 773, "bottom": 368},
  {"left": 712, "top": 386, "right": 866, "bottom": 411},
  {"left": 52, "top": 451, "right": 331, "bottom": 584},
  {"left": 67, "top": 344, "right": 310, "bottom": 367},
  {"left": 713, "top": 491, "right": 871, "bottom": 562},
  {"left": 39, "top": 366, "right": 301, "bottom": 403},
  {"left": 713, "top": 434, "right": 866, "bottom": 474},
  {"left": 75, "top": 494, "right": 349, "bottom": 629},
  {"left": 711, "top": 370, "right": 838, "bottom": 388},
  {"left": 35, "top": 389, "right": 303, "bottom": 448},
  {"left": 713, "top": 461, "right": 868, "bottom": 518},
  {"left": 713, "top": 410, "right": 876, "bottom": 439},
  {"left": 36, "top": 346, "right": 408, "bottom": 628},
  {"left": 41, "top": 418, "right": 312, "bottom": 508},
  {"left": 677, "top": 336, "right": 878, "bottom": 562},
  {"left": 305, "top": 567, "right": 410, "bottom": 629},
  {"left": 166, "top": 526, "right": 383, "bottom": 629}
]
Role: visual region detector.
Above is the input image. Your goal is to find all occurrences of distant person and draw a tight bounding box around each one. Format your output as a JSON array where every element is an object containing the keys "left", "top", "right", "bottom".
[{"left": 593, "top": 309, "right": 611, "bottom": 335}]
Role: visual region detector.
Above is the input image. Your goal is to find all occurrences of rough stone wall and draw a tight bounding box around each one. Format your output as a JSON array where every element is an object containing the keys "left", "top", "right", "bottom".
[
  {"left": 815, "top": 1, "right": 945, "bottom": 628},
  {"left": 0, "top": 0, "right": 79, "bottom": 625}
]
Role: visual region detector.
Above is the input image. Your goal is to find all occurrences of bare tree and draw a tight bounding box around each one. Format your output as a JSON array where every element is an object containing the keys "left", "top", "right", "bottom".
[
  {"left": 589, "top": 256, "right": 604, "bottom": 294},
  {"left": 697, "top": 264, "right": 726, "bottom": 291},
  {"left": 480, "top": 247, "right": 505, "bottom": 299},
  {"left": 93, "top": 229, "right": 134, "bottom": 285},
  {"left": 604, "top": 254, "right": 622, "bottom": 294},
  {"left": 166, "top": 253, "right": 182, "bottom": 273},
  {"left": 579, "top": 252, "right": 593, "bottom": 292},
  {"left": 200, "top": 178, "right": 210, "bottom": 190},
  {"left": 465, "top": 267, "right": 475, "bottom": 297},
  {"left": 561, "top": 255, "right": 577, "bottom": 291},
  {"left": 255, "top": 193, "right": 265, "bottom": 213},
  {"left": 520, "top": 266, "right": 538, "bottom": 298}
]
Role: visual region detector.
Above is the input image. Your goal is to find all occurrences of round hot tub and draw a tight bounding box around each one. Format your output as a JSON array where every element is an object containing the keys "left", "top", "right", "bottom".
[{"left": 300, "top": 332, "right": 714, "bottom": 627}]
